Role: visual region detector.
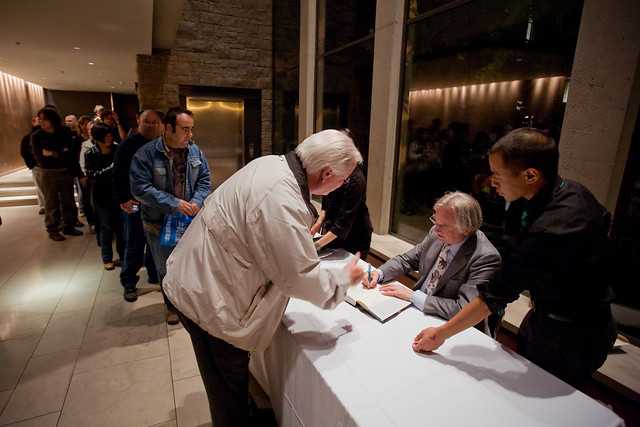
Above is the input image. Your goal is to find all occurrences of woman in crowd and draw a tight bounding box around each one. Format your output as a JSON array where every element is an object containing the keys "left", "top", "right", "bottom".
[
  {"left": 85, "top": 123, "right": 123, "bottom": 269},
  {"left": 311, "top": 129, "right": 373, "bottom": 258},
  {"left": 77, "top": 115, "right": 97, "bottom": 232}
]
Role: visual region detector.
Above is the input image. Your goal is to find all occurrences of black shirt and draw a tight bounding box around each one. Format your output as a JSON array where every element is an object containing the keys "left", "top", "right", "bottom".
[
  {"left": 85, "top": 145, "right": 118, "bottom": 207},
  {"left": 321, "top": 165, "right": 373, "bottom": 255},
  {"left": 478, "top": 176, "right": 613, "bottom": 323},
  {"left": 31, "top": 127, "right": 79, "bottom": 175},
  {"left": 112, "top": 132, "right": 153, "bottom": 205}
]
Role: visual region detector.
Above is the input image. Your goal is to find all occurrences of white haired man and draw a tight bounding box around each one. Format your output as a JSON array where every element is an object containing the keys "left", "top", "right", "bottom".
[
  {"left": 163, "top": 129, "right": 366, "bottom": 427},
  {"left": 363, "top": 192, "right": 501, "bottom": 334}
]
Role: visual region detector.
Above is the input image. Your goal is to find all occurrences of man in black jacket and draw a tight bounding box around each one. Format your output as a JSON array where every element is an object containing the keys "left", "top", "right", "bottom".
[
  {"left": 412, "top": 128, "right": 616, "bottom": 388},
  {"left": 112, "top": 110, "right": 163, "bottom": 302},
  {"left": 20, "top": 115, "right": 45, "bottom": 214},
  {"left": 31, "top": 108, "right": 83, "bottom": 241}
]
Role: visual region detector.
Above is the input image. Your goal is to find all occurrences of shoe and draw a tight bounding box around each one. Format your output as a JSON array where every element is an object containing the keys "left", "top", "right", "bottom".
[
  {"left": 113, "top": 259, "right": 122, "bottom": 267},
  {"left": 48, "top": 232, "right": 66, "bottom": 241},
  {"left": 123, "top": 287, "right": 138, "bottom": 302},
  {"left": 63, "top": 228, "right": 83, "bottom": 236},
  {"left": 104, "top": 261, "right": 115, "bottom": 271},
  {"left": 75, "top": 220, "right": 85, "bottom": 227},
  {"left": 38, "top": 208, "right": 45, "bottom": 215},
  {"left": 166, "top": 309, "right": 180, "bottom": 325}
]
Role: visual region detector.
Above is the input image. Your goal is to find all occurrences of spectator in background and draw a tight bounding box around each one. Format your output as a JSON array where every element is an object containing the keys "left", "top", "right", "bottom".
[
  {"left": 311, "top": 130, "right": 373, "bottom": 258},
  {"left": 130, "top": 107, "right": 211, "bottom": 324},
  {"left": 113, "top": 110, "right": 163, "bottom": 302},
  {"left": 31, "top": 108, "right": 83, "bottom": 241},
  {"left": 64, "top": 113, "right": 85, "bottom": 228},
  {"left": 101, "top": 110, "right": 126, "bottom": 142},
  {"left": 20, "top": 114, "right": 45, "bottom": 214},
  {"left": 93, "top": 104, "right": 105, "bottom": 122},
  {"left": 85, "top": 123, "right": 123, "bottom": 270},
  {"left": 78, "top": 116, "right": 97, "bottom": 232}
]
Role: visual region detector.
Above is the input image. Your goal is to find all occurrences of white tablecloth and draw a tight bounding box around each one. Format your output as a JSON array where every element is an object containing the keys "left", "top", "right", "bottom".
[{"left": 250, "top": 297, "right": 624, "bottom": 427}]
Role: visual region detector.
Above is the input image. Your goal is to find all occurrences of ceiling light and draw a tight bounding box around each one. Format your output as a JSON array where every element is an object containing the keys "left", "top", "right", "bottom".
[
  {"left": 73, "top": 47, "right": 81, "bottom": 50},
  {"left": 88, "top": 62, "right": 95, "bottom": 65}
]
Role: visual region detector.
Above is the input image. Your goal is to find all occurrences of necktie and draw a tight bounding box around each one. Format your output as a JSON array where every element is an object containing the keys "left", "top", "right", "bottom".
[{"left": 425, "top": 246, "right": 449, "bottom": 296}]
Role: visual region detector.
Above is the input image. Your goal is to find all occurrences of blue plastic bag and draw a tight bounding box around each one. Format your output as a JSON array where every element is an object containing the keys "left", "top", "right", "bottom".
[{"left": 160, "top": 212, "right": 193, "bottom": 247}]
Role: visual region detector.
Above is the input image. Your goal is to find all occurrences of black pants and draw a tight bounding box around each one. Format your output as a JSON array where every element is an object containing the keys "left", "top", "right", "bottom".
[
  {"left": 177, "top": 311, "right": 250, "bottom": 427},
  {"left": 518, "top": 309, "right": 617, "bottom": 388},
  {"left": 40, "top": 168, "right": 76, "bottom": 233},
  {"left": 94, "top": 203, "right": 124, "bottom": 263}
]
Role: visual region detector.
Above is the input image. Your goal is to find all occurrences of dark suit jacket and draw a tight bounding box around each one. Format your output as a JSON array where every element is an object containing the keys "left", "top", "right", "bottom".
[{"left": 379, "top": 229, "right": 501, "bottom": 334}]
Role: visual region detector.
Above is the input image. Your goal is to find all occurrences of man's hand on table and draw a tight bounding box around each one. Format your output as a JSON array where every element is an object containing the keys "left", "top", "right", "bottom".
[
  {"left": 412, "top": 327, "right": 445, "bottom": 353},
  {"left": 379, "top": 283, "right": 412, "bottom": 301}
]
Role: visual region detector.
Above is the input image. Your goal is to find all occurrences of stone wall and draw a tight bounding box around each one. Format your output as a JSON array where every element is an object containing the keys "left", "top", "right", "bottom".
[{"left": 137, "top": 0, "right": 273, "bottom": 153}]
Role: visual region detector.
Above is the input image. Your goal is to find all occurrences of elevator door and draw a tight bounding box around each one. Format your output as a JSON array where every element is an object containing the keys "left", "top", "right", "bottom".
[{"left": 187, "top": 97, "right": 244, "bottom": 189}]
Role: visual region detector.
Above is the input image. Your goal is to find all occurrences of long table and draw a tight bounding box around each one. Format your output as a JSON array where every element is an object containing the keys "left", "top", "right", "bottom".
[{"left": 250, "top": 255, "right": 625, "bottom": 427}]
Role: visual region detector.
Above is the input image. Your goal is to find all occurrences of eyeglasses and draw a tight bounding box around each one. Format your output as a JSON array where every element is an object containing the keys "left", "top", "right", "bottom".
[{"left": 429, "top": 215, "right": 452, "bottom": 230}]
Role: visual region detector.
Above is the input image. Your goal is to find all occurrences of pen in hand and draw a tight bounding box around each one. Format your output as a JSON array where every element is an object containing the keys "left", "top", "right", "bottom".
[{"left": 367, "top": 264, "right": 372, "bottom": 284}]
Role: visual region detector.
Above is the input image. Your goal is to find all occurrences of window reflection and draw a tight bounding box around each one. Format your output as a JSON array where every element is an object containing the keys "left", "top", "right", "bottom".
[{"left": 392, "top": 0, "right": 583, "bottom": 243}]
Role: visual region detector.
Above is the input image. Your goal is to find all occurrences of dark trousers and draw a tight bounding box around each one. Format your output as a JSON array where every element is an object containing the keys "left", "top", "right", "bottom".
[
  {"left": 177, "top": 311, "right": 250, "bottom": 427},
  {"left": 120, "top": 211, "right": 158, "bottom": 288},
  {"left": 518, "top": 309, "right": 617, "bottom": 388},
  {"left": 40, "top": 168, "right": 76, "bottom": 233},
  {"left": 79, "top": 178, "right": 96, "bottom": 226},
  {"left": 144, "top": 229, "right": 176, "bottom": 311},
  {"left": 95, "top": 203, "right": 124, "bottom": 263}
]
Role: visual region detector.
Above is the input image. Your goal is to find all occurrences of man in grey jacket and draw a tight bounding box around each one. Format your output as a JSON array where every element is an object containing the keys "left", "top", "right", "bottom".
[
  {"left": 363, "top": 192, "right": 501, "bottom": 334},
  {"left": 163, "top": 129, "right": 365, "bottom": 427}
]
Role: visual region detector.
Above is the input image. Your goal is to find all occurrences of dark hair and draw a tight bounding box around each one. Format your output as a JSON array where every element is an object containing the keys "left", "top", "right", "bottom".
[
  {"left": 489, "top": 128, "right": 559, "bottom": 180},
  {"left": 91, "top": 123, "right": 112, "bottom": 143},
  {"left": 37, "top": 107, "right": 62, "bottom": 130},
  {"left": 164, "top": 107, "right": 193, "bottom": 132},
  {"left": 140, "top": 109, "right": 164, "bottom": 121},
  {"left": 43, "top": 104, "right": 58, "bottom": 111},
  {"left": 78, "top": 115, "right": 92, "bottom": 126},
  {"left": 102, "top": 110, "right": 114, "bottom": 119}
]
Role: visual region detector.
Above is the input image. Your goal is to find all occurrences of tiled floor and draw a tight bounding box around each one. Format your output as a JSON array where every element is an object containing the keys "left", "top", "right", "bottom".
[{"left": 0, "top": 205, "right": 211, "bottom": 427}]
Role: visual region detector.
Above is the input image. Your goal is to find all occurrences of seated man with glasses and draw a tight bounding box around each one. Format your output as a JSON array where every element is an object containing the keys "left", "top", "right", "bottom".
[{"left": 363, "top": 192, "right": 501, "bottom": 335}]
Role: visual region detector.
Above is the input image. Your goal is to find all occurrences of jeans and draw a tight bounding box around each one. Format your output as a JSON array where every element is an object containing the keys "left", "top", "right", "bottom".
[
  {"left": 78, "top": 178, "right": 96, "bottom": 226},
  {"left": 120, "top": 211, "right": 158, "bottom": 288},
  {"left": 95, "top": 203, "right": 124, "bottom": 263},
  {"left": 177, "top": 310, "right": 250, "bottom": 427},
  {"left": 144, "top": 229, "right": 176, "bottom": 311}
]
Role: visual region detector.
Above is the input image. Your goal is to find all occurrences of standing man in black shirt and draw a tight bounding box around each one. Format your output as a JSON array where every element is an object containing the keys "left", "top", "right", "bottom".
[
  {"left": 112, "top": 110, "right": 163, "bottom": 302},
  {"left": 31, "top": 108, "right": 83, "bottom": 241},
  {"left": 412, "top": 128, "right": 616, "bottom": 388}
]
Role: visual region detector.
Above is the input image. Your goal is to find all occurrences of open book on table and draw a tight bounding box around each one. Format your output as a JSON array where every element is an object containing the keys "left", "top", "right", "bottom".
[
  {"left": 318, "top": 249, "right": 411, "bottom": 323},
  {"left": 344, "top": 281, "right": 411, "bottom": 323}
]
